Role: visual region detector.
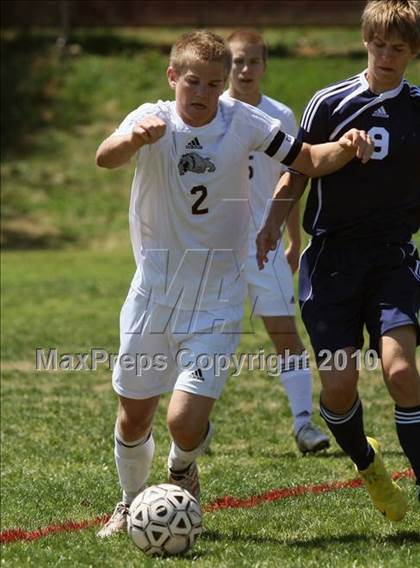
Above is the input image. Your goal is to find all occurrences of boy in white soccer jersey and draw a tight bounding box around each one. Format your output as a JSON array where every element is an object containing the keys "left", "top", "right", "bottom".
[
  {"left": 223, "top": 30, "right": 329, "bottom": 453},
  {"left": 95, "top": 30, "right": 373, "bottom": 537}
]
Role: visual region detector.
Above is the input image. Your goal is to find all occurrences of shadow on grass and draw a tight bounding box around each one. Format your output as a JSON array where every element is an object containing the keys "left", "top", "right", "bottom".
[
  {"left": 2, "top": 30, "right": 367, "bottom": 158},
  {"left": 1, "top": 30, "right": 167, "bottom": 159},
  {"left": 2, "top": 29, "right": 169, "bottom": 56},
  {"left": 254, "top": 448, "right": 407, "bottom": 461},
  {"left": 68, "top": 31, "right": 170, "bottom": 56},
  {"left": 305, "top": 449, "right": 408, "bottom": 460},
  {"left": 1, "top": 224, "right": 77, "bottom": 249},
  {"left": 1, "top": 37, "right": 50, "bottom": 157},
  {"left": 1, "top": 32, "right": 78, "bottom": 159},
  {"left": 202, "top": 528, "right": 420, "bottom": 547},
  {"left": 263, "top": 449, "right": 345, "bottom": 459},
  {"left": 290, "top": 530, "right": 420, "bottom": 547}
]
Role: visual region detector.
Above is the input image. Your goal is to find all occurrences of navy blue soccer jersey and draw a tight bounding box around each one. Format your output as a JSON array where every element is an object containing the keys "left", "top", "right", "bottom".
[{"left": 299, "top": 70, "right": 420, "bottom": 243}]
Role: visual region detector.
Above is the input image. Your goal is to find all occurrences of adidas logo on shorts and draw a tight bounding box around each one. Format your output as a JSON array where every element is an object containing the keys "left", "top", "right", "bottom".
[
  {"left": 186, "top": 137, "right": 203, "bottom": 150},
  {"left": 371, "top": 106, "right": 389, "bottom": 118},
  {"left": 191, "top": 368, "right": 204, "bottom": 381}
]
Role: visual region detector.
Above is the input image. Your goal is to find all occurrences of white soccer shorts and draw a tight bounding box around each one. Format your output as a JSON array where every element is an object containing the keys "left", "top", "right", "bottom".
[
  {"left": 246, "top": 240, "right": 295, "bottom": 317},
  {"left": 112, "top": 289, "right": 243, "bottom": 400}
]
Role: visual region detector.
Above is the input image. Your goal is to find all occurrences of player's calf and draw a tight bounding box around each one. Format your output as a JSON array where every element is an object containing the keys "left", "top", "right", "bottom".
[{"left": 167, "top": 422, "right": 213, "bottom": 501}]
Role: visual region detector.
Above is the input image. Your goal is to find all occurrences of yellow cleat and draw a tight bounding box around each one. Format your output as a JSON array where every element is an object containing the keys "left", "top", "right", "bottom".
[{"left": 357, "top": 437, "right": 408, "bottom": 522}]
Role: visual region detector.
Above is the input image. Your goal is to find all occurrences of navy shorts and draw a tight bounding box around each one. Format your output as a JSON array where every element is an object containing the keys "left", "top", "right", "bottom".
[{"left": 299, "top": 239, "right": 420, "bottom": 358}]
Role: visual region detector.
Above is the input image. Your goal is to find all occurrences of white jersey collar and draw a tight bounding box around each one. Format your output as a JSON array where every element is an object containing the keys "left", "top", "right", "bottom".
[
  {"left": 359, "top": 69, "right": 405, "bottom": 99},
  {"left": 171, "top": 101, "right": 225, "bottom": 135}
]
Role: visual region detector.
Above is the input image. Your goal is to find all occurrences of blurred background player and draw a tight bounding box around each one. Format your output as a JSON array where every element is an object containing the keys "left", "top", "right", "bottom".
[
  {"left": 222, "top": 30, "right": 329, "bottom": 453},
  {"left": 257, "top": 0, "right": 420, "bottom": 519}
]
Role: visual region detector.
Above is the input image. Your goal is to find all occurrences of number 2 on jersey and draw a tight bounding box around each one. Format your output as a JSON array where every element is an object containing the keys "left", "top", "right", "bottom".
[
  {"left": 248, "top": 155, "right": 254, "bottom": 179},
  {"left": 368, "top": 126, "right": 389, "bottom": 160},
  {"left": 191, "top": 185, "right": 209, "bottom": 215}
]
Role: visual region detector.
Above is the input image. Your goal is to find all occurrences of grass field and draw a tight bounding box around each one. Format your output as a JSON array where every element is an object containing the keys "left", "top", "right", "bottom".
[
  {"left": 1, "top": 27, "right": 420, "bottom": 567},
  {"left": 2, "top": 28, "right": 419, "bottom": 248},
  {"left": 2, "top": 249, "right": 420, "bottom": 567}
]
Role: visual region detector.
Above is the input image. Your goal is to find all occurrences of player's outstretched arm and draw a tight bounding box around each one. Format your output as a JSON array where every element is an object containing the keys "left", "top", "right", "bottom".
[
  {"left": 257, "top": 172, "right": 308, "bottom": 270},
  {"left": 96, "top": 116, "right": 166, "bottom": 169},
  {"left": 290, "top": 128, "right": 373, "bottom": 178}
]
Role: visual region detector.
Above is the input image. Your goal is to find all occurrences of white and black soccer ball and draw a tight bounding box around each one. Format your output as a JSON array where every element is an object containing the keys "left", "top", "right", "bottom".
[{"left": 127, "top": 484, "right": 202, "bottom": 556}]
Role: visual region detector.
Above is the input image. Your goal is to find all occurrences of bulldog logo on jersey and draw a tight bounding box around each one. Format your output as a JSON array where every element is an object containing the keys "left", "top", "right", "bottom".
[{"left": 178, "top": 152, "right": 216, "bottom": 176}]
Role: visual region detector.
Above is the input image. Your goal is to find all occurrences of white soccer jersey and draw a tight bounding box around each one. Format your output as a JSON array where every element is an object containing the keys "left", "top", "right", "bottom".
[
  {"left": 221, "top": 93, "right": 298, "bottom": 247},
  {"left": 220, "top": 92, "right": 299, "bottom": 317},
  {"left": 113, "top": 98, "right": 301, "bottom": 310}
]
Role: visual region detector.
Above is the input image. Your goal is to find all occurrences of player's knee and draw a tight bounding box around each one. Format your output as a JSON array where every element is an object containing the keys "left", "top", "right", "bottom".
[
  {"left": 321, "top": 383, "right": 357, "bottom": 413},
  {"left": 167, "top": 412, "right": 203, "bottom": 450},
  {"left": 273, "top": 334, "right": 304, "bottom": 356},
  {"left": 117, "top": 408, "right": 152, "bottom": 440},
  {"left": 385, "top": 361, "right": 418, "bottom": 397},
  {"left": 167, "top": 411, "right": 189, "bottom": 440}
]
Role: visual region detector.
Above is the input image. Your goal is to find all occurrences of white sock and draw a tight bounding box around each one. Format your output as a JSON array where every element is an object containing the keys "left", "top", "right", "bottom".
[
  {"left": 279, "top": 353, "right": 313, "bottom": 434},
  {"left": 114, "top": 426, "right": 155, "bottom": 505},
  {"left": 168, "top": 422, "right": 213, "bottom": 472}
]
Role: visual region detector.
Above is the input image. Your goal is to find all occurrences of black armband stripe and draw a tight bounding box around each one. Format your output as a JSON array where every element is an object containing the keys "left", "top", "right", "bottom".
[
  {"left": 264, "top": 130, "right": 286, "bottom": 157},
  {"left": 282, "top": 139, "right": 303, "bottom": 166}
]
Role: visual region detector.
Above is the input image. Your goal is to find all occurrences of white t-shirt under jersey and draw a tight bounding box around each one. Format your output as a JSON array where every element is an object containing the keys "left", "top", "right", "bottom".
[
  {"left": 221, "top": 92, "right": 298, "bottom": 251},
  {"left": 113, "top": 98, "right": 301, "bottom": 310}
]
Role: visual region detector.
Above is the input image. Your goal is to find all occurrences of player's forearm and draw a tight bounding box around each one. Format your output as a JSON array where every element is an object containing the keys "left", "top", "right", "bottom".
[
  {"left": 285, "top": 199, "right": 301, "bottom": 247},
  {"left": 256, "top": 172, "right": 307, "bottom": 270},
  {"left": 291, "top": 141, "right": 355, "bottom": 178},
  {"left": 95, "top": 134, "right": 143, "bottom": 169},
  {"left": 269, "top": 172, "right": 307, "bottom": 227}
]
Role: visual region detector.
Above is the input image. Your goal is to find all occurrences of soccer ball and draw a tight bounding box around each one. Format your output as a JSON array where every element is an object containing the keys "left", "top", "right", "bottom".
[{"left": 127, "top": 484, "right": 202, "bottom": 556}]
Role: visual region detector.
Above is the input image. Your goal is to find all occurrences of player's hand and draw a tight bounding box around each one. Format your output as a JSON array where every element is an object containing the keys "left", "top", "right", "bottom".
[
  {"left": 256, "top": 220, "right": 281, "bottom": 270},
  {"left": 285, "top": 242, "right": 300, "bottom": 274},
  {"left": 131, "top": 116, "right": 166, "bottom": 149},
  {"left": 338, "top": 129, "right": 373, "bottom": 164}
]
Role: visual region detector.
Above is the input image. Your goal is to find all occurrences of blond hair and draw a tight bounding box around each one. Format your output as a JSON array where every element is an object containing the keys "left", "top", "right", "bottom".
[
  {"left": 227, "top": 29, "right": 268, "bottom": 62},
  {"left": 362, "top": 0, "right": 420, "bottom": 52},
  {"left": 169, "top": 30, "right": 232, "bottom": 76}
]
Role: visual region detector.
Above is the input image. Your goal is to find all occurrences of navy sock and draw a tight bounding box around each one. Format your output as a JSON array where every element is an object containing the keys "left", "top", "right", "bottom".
[
  {"left": 395, "top": 405, "right": 420, "bottom": 486},
  {"left": 320, "top": 397, "right": 374, "bottom": 470}
]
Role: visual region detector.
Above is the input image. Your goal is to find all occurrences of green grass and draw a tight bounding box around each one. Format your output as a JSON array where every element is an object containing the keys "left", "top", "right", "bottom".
[
  {"left": 1, "top": 249, "right": 420, "bottom": 567},
  {"left": 2, "top": 29, "right": 420, "bottom": 566},
  {"left": 2, "top": 29, "right": 419, "bottom": 248}
]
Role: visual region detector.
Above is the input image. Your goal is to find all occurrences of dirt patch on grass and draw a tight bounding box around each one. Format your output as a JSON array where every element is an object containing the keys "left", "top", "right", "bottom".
[
  {"left": 1, "top": 360, "right": 34, "bottom": 373},
  {"left": 1, "top": 217, "right": 74, "bottom": 249}
]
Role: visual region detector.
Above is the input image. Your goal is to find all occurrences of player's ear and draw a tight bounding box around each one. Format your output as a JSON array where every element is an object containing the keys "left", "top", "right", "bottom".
[{"left": 167, "top": 67, "right": 178, "bottom": 90}]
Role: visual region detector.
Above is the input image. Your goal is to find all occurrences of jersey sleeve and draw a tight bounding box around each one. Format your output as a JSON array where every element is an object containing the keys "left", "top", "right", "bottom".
[
  {"left": 244, "top": 105, "right": 303, "bottom": 166},
  {"left": 112, "top": 103, "right": 162, "bottom": 137},
  {"left": 111, "top": 102, "right": 168, "bottom": 162},
  {"left": 281, "top": 108, "right": 298, "bottom": 138},
  {"left": 409, "top": 84, "right": 420, "bottom": 109}
]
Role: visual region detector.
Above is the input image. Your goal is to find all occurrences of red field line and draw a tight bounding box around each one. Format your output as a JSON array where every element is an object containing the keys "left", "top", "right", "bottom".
[
  {"left": 205, "top": 468, "right": 414, "bottom": 512},
  {"left": 1, "top": 469, "right": 414, "bottom": 545},
  {"left": 0, "top": 515, "right": 108, "bottom": 545}
]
